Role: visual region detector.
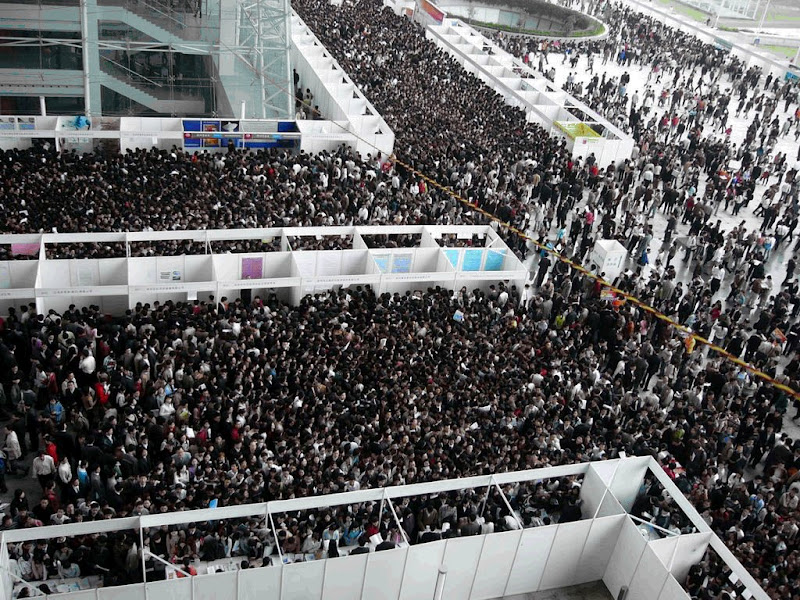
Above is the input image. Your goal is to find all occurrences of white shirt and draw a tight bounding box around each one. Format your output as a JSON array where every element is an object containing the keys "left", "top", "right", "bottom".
[{"left": 79, "top": 354, "right": 96, "bottom": 375}]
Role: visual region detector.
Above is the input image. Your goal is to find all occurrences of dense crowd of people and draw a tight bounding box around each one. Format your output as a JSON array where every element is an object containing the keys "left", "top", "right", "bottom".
[{"left": 0, "top": 0, "right": 799, "bottom": 598}]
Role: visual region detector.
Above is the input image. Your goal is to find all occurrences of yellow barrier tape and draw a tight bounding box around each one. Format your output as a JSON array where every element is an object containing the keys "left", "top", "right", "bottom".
[{"left": 390, "top": 154, "right": 799, "bottom": 400}]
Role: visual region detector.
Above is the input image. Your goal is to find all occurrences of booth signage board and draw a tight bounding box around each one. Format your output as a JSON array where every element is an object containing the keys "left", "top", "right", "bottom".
[{"left": 182, "top": 120, "right": 300, "bottom": 150}]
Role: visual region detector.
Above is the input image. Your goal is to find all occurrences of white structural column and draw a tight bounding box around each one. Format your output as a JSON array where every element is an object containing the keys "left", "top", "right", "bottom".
[{"left": 80, "top": 0, "right": 102, "bottom": 116}]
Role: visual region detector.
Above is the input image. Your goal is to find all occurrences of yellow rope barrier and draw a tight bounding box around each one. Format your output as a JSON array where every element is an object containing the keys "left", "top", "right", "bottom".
[{"left": 390, "top": 154, "right": 800, "bottom": 399}]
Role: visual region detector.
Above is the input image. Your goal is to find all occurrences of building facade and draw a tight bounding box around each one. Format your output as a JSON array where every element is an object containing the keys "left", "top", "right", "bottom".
[{"left": 0, "top": 0, "right": 293, "bottom": 118}]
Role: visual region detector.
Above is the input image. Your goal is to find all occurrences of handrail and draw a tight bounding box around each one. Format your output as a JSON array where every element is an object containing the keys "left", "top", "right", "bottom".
[
  {"left": 98, "top": 0, "right": 187, "bottom": 32},
  {"left": 100, "top": 54, "right": 163, "bottom": 88},
  {"left": 135, "top": 0, "right": 187, "bottom": 31}
]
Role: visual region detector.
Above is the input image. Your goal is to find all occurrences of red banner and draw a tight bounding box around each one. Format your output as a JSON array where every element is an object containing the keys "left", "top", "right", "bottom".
[{"left": 418, "top": 0, "right": 444, "bottom": 24}]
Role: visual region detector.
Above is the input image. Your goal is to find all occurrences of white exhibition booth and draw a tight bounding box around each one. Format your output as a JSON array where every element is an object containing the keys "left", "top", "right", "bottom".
[
  {"left": 590, "top": 239, "right": 628, "bottom": 283},
  {"left": 0, "top": 458, "right": 769, "bottom": 600},
  {"left": 290, "top": 13, "right": 395, "bottom": 158},
  {"left": 0, "top": 13, "right": 394, "bottom": 160},
  {"left": 423, "top": 19, "right": 635, "bottom": 168},
  {"left": 0, "top": 225, "right": 527, "bottom": 316}
]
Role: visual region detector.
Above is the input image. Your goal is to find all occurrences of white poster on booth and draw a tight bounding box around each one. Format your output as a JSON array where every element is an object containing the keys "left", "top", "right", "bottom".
[
  {"left": 0, "top": 263, "right": 10, "bottom": 289},
  {"left": 76, "top": 266, "right": 97, "bottom": 287}
]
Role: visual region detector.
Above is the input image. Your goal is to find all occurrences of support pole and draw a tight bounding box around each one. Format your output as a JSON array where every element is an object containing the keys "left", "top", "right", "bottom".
[
  {"left": 139, "top": 525, "right": 147, "bottom": 584},
  {"left": 757, "top": 0, "right": 771, "bottom": 32},
  {"left": 433, "top": 565, "right": 448, "bottom": 600},
  {"left": 39, "top": 96, "right": 46, "bottom": 116},
  {"left": 386, "top": 497, "right": 410, "bottom": 545}
]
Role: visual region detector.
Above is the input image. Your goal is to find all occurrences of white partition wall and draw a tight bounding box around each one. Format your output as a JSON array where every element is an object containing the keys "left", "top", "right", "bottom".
[
  {"left": 0, "top": 226, "right": 527, "bottom": 316},
  {"left": 0, "top": 459, "right": 770, "bottom": 600},
  {"left": 290, "top": 12, "right": 395, "bottom": 157},
  {"left": 423, "top": 19, "right": 634, "bottom": 168}
]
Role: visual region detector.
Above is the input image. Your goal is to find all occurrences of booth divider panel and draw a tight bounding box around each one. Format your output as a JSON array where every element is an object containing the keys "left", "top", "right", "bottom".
[
  {"left": 503, "top": 523, "right": 558, "bottom": 596},
  {"left": 589, "top": 460, "right": 620, "bottom": 487},
  {"left": 239, "top": 565, "right": 282, "bottom": 600},
  {"left": 608, "top": 456, "right": 650, "bottom": 511},
  {"left": 47, "top": 591, "right": 96, "bottom": 600},
  {"left": 470, "top": 529, "right": 523, "bottom": 600},
  {"left": 96, "top": 581, "right": 146, "bottom": 600},
  {"left": 146, "top": 576, "right": 192, "bottom": 600},
  {"left": 649, "top": 536, "right": 680, "bottom": 571},
  {"left": 317, "top": 251, "right": 343, "bottom": 277},
  {"left": 626, "top": 545, "right": 671, "bottom": 600},
  {"left": 602, "top": 517, "right": 648, "bottom": 599},
  {"left": 98, "top": 258, "right": 128, "bottom": 285},
  {"left": 291, "top": 252, "right": 317, "bottom": 278},
  {"left": 321, "top": 554, "right": 368, "bottom": 600},
  {"left": 579, "top": 466, "right": 609, "bottom": 519},
  {"left": 595, "top": 489, "right": 626, "bottom": 518},
  {"left": 440, "top": 535, "right": 485, "bottom": 599},
  {"left": 671, "top": 533, "right": 712, "bottom": 583},
  {"left": 361, "top": 546, "right": 408, "bottom": 600},
  {"left": 193, "top": 571, "right": 237, "bottom": 600},
  {"left": 538, "top": 520, "right": 593, "bottom": 591},
  {"left": 659, "top": 574, "right": 691, "bottom": 600},
  {"left": 575, "top": 515, "right": 626, "bottom": 585},
  {"left": 399, "top": 539, "right": 447, "bottom": 600},
  {"left": 281, "top": 559, "right": 325, "bottom": 600}
]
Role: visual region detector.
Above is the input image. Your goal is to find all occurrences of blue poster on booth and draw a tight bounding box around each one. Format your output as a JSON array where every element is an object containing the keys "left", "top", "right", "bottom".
[
  {"left": 485, "top": 249, "right": 506, "bottom": 271},
  {"left": 373, "top": 254, "right": 390, "bottom": 273},
  {"left": 444, "top": 249, "right": 459, "bottom": 268},
  {"left": 463, "top": 249, "right": 483, "bottom": 271},
  {"left": 391, "top": 254, "right": 412, "bottom": 273}
]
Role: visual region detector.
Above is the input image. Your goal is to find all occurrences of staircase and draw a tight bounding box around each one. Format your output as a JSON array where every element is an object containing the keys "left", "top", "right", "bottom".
[
  {"left": 99, "top": 59, "right": 206, "bottom": 114},
  {"left": 99, "top": 1, "right": 206, "bottom": 46}
]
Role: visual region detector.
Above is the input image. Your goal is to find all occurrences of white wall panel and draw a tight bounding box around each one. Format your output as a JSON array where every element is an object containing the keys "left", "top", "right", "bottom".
[
  {"left": 147, "top": 576, "right": 191, "bottom": 600},
  {"left": 213, "top": 254, "right": 240, "bottom": 280},
  {"left": 240, "top": 565, "right": 282, "bottom": 600},
  {"left": 504, "top": 524, "right": 558, "bottom": 595},
  {"left": 659, "top": 574, "right": 691, "bottom": 600},
  {"left": 98, "top": 258, "right": 128, "bottom": 284},
  {"left": 671, "top": 533, "right": 711, "bottom": 583},
  {"left": 579, "top": 466, "right": 608, "bottom": 519},
  {"left": 627, "top": 545, "right": 670, "bottom": 600},
  {"left": 185, "top": 256, "right": 213, "bottom": 282},
  {"left": 321, "top": 554, "right": 367, "bottom": 600},
  {"left": 69, "top": 261, "right": 99, "bottom": 287},
  {"left": 440, "top": 535, "right": 484, "bottom": 599},
  {"left": 128, "top": 257, "right": 158, "bottom": 284},
  {"left": 399, "top": 540, "right": 446, "bottom": 600},
  {"left": 193, "top": 571, "right": 237, "bottom": 600},
  {"left": 595, "top": 491, "right": 626, "bottom": 518},
  {"left": 470, "top": 529, "right": 522, "bottom": 600},
  {"left": 649, "top": 536, "right": 679, "bottom": 570},
  {"left": 603, "top": 517, "right": 647, "bottom": 599},
  {"left": 575, "top": 515, "right": 626, "bottom": 584},
  {"left": 539, "top": 520, "right": 592, "bottom": 590},
  {"left": 341, "top": 250, "right": 368, "bottom": 275},
  {"left": 96, "top": 582, "right": 146, "bottom": 600},
  {"left": 362, "top": 546, "right": 407, "bottom": 600},
  {"left": 291, "top": 251, "right": 317, "bottom": 277},
  {"left": 48, "top": 592, "right": 96, "bottom": 600},
  {"left": 262, "top": 253, "right": 293, "bottom": 277},
  {"left": 590, "top": 461, "right": 620, "bottom": 486},
  {"left": 38, "top": 261, "right": 71, "bottom": 288},
  {"left": 282, "top": 560, "right": 325, "bottom": 600},
  {"left": 609, "top": 456, "right": 650, "bottom": 511}
]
